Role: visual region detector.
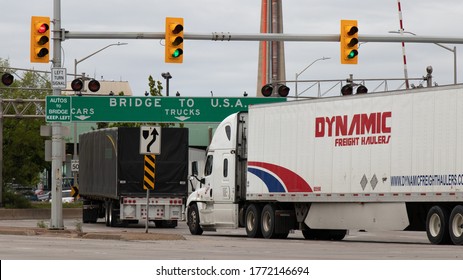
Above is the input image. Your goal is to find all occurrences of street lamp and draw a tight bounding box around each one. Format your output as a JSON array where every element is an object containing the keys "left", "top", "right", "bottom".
[
  {"left": 74, "top": 42, "right": 128, "bottom": 80},
  {"left": 389, "top": 31, "right": 457, "bottom": 84},
  {"left": 161, "top": 72, "right": 173, "bottom": 96},
  {"left": 72, "top": 42, "right": 128, "bottom": 186},
  {"left": 295, "top": 57, "right": 331, "bottom": 98}
]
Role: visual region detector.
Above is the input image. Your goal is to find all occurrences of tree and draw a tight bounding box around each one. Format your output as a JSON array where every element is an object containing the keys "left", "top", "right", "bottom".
[
  {"left": 147, "top": 75, "right": 181, "bottom": 128},
  {"left": 148, "top": 75, "right": 163, "bottom": 96},
  {"left": 1, "top": 58, "right": 50, "bottom": 188}
]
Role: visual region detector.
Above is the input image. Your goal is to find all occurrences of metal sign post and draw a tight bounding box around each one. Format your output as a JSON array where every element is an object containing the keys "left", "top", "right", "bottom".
[{"left": 140, "top": 126, "right": 161, "bottom": 233}]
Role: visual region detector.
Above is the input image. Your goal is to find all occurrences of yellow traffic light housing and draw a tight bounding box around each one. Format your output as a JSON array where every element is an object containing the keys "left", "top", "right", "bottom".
[
  {"left": 30, "top": 16, "right": 51, "bottom": 63},
  {"left": 165, "top": 17, "right": 184, "bottom": 63},
  {"left": 340, "top": 19, "right": 358, "bottom": 64}
]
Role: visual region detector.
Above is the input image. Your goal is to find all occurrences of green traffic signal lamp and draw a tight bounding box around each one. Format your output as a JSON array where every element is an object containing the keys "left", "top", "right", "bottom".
[
  {"left": 172, "top": 48, "right": 183, "bottom": 58},
  {"left": 347, "top": 49, "right": 358, "bottom": 59}
]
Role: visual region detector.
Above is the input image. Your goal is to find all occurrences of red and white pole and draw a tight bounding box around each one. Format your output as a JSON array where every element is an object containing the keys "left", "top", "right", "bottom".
[{"left": 397, "top": 0, "right": 410, "bottom": 89}]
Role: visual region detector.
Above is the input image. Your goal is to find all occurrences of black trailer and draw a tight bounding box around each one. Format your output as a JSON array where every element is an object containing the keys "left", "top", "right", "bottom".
[{"left": 79, "top": 127, "right": 188, "bottom": 227}]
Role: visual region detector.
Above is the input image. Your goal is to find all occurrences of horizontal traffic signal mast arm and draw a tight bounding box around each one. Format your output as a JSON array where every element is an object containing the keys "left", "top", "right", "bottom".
[
  {"left": 1, "top": 99, "right": 46, "bottom": 118},
  {"left": 64, "top": 30, "right": 463, "bottom": 44}
]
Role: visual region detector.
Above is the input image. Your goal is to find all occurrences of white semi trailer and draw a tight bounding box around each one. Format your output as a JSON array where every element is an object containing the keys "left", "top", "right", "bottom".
[{"left": 186, "top": 85, "right": 463, "bottom": 245}]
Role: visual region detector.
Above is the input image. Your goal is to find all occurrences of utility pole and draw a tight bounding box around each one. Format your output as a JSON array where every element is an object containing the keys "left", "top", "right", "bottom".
[
  {"left": 50, "top": 0, "right": 64, "bottom": 229},
  {"left": 161, "top": 72, "right": 172, "bottom": 96}
]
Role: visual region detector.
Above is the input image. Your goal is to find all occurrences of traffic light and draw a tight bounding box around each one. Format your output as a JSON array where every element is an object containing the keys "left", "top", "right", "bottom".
[
  {"left": 1, "top": 73, "right": 14, "bottom": 86},
  {"left": 71, "top": 79, "right": 84, "bottom": 91},
  {"left": 340, "top": 19, "right": 358, "bottom": 64},
  {"left": 261, "top": 84, "right": 290, "bottom": 97},
  {"left": 71, "top": 79, "right": 100, "bottom": 93},
  {"left": 341, "top": 84, "right": 353, "bottom": 95},
  {"left": 30, "top": 16, "right": 51, "bottom": 63},
  {"left": 88, "top": 79, "right": 101, "bottom": 92},
  {"left": 165, "top": 17, "right": 184, "bottom": 63},
  {"left": 261, "top": 84, "right": 273, "bottom": 97},
  {"left": 356, "top": 85, "right": 368, "bottom": 94}
]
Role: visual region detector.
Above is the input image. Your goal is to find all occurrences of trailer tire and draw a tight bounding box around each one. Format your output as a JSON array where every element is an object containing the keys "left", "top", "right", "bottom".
[
  {"left": 187, "top": 204, "right": 203, "bottom": 235},
  {"left": 449, "top": 205, "right": 463, "bottom": 245},
  {"left": 245, "top": 204, "right": 263, "bottom": 238},
  {"left": 107, "top": 201, "right": 115, "bottom": 227},
  {"left": 105, "top": 201, "right": 111, "bottom": 227},
  {"left": 261, "top": 204, "right": 277, "bottom": 239},
  {"left": 426, "top": 205, "right": 451, "bottom": 245},
  {"left": 105, "top": 200, "right": 123, "bottom": 227}
]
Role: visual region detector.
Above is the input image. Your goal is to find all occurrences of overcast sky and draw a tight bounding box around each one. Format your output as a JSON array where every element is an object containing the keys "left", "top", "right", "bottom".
[{"left": 1, "top": 0, "right": 463, "bottom": 97}]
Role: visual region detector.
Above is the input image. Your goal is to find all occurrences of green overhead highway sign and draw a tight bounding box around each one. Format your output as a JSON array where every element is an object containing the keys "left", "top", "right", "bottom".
[
  {"left": 46, "top": 96, "right": 285, "bottom": 123},
  {"left": 46, "top": 96, "right": 72, "bottom": 122}
]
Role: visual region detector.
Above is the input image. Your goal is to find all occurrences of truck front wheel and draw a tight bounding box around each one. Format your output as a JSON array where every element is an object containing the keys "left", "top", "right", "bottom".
[
  {"left": 245, "top": 204, "right": 263, "bottom": 238},
  {"left": 188, "top": 204, "right": 203, "bottom": 235}
]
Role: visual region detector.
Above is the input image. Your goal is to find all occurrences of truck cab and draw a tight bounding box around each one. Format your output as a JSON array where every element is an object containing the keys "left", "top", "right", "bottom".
[{"left": 186, "top": 113, "right": 248, "bottom": 233}]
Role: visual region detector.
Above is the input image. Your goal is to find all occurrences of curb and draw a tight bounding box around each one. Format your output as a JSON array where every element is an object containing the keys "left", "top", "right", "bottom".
[
  {"left": 0, "top": 208, "right": 82, "bottom": 220},
  {"left": 0, "top": 226, "right": 186, "bottom": 241}
]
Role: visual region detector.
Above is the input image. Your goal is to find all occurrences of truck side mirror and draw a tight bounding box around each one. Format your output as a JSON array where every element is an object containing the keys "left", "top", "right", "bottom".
[{"left": 191, "top": 161, "right": 198, "bottom": 176}]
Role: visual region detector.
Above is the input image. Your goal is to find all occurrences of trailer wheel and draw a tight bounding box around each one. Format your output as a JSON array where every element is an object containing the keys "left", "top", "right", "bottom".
[
  {"left": 105, "top": 201, "right": 111, "bottom": 227},
  {"left": 187, "top": 204, "right": 203, "bottom": 235},
  {"left": 105, "top": 201, "right": 123, "bottom": 227},
  {"left": 245, "top": 204, "right": 263, "bottom": 238},
  {"left": 449, "top": 205, "right": 463, "bottom": 245},
  {"left": 107, "top": 201, "right": 115, "bottom": 227},
  {"left": 261, "top": 204, "right": 276, "bottom": 239},
  {"left": 426, "top": 205, "right": 451, "bottom": 245}
]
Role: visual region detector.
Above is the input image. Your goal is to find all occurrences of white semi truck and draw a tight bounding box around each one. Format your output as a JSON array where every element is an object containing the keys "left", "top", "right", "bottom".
[{"left": 186, "top": 85, "right": 463, "bottom": 245}]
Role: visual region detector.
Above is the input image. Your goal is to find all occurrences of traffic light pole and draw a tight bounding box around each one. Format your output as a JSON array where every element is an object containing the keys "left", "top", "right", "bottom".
[
  {"left": 64, "top": 31, "right": 463, "bottom": 45},
  {"left": 50, "top": 0, "right": 64, "bottom": 229}
]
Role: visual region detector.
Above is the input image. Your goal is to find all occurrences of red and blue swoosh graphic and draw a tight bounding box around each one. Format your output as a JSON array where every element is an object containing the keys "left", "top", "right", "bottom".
[{"left": 248, "top": 161, "right": 312, "bottom": 193}]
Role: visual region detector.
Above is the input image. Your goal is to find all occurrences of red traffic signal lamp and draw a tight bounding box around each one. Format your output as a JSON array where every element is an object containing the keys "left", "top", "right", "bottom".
[
  {"left": 1, "top": 73, "right": 14, "bottom": 86},
  {"left": 30, "top": 16, "right": 50, "bottom": 63},
  {"left": 340, "top": 19, "right": 359, "bottom": 64},
  {"left": 165, "top": 17, "right": 184, "bottom": 63}
]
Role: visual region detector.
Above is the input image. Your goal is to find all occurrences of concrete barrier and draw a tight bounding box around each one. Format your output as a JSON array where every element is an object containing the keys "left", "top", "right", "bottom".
[{"left": 0, "top": 208, "right": 82, "bottom": 220}]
